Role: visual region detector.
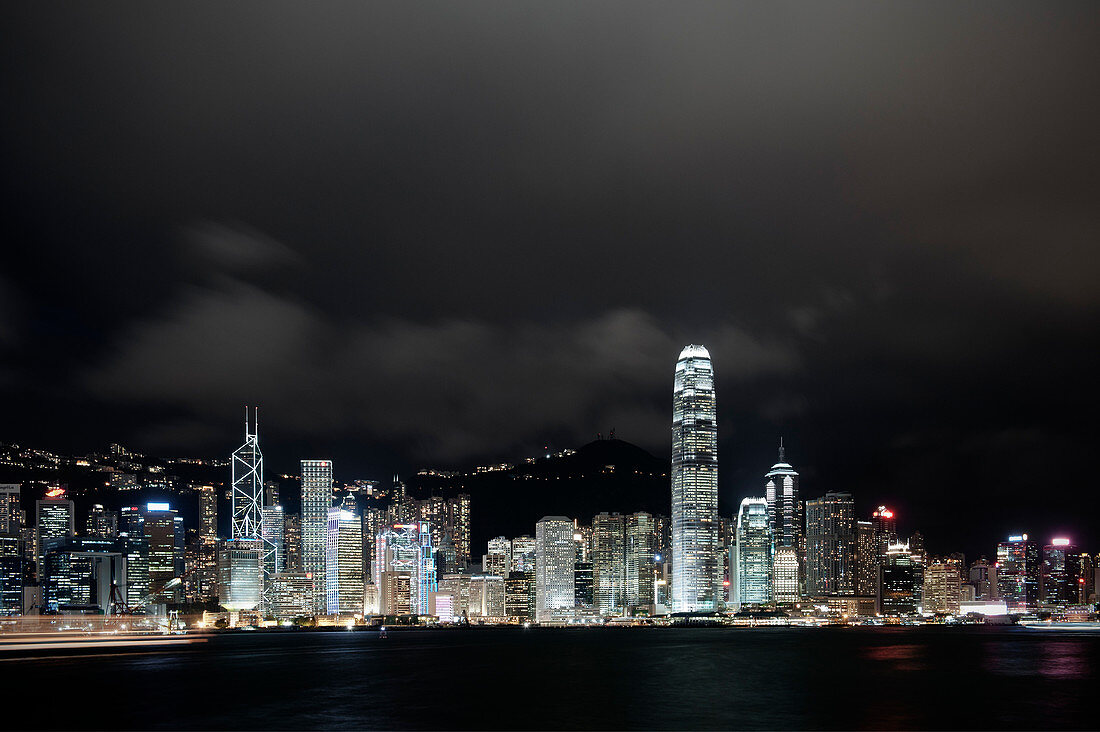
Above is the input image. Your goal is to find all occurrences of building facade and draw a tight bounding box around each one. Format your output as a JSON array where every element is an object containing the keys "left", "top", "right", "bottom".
[
  {"left": 805, "top": 492, "right": 856, "bottom": 597},
  {"left": 301, "top": 459, "right": 334, "bottom": 612},
  {"left": 734, "top": 497, "right": 773, "bottom": 607},
  {"left": 671, "top": 344, "right": 718, "bottom": 613},
  {"left": 535, "top": 516, "right": 575, "bottom": 622}
]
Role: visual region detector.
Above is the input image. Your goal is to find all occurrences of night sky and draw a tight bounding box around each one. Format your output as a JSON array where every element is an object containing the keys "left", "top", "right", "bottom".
[{"left": 2, "top": 3, "right": 1098, "bottom": 560}]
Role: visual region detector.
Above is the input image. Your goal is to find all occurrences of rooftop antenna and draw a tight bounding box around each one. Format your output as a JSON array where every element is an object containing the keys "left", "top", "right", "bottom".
[{"left": 778, "top": 436, "right": 785, "bottom": 463}]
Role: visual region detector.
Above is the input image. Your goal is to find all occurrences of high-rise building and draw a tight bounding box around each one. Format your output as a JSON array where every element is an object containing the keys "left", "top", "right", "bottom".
[
  {"left": 855, "top": 520, "right": 877, "bottom": 596},
  {"left": 871, "top": 506, "right": 897, "bottom": 567},
  {"left": 505, "top": 571, "right": 535, "bottom": 620},
  {"left": 35, "top": 490, "right": 75, "bottom": 580},
  {"left": 805, "top": 492, "right": 856, "bottom": 596},
  {"left": 284, "top": 512, "right": 302, "bottom": 573},
  {"left": 484, "top": 536, "right": 511, "bottom": 578},
  {"left": 326, "top": 508, "right": 364, "bottom": 616},
  {"left": 196, "top": 484, "right": 218, "bottom": 599},
  {"left": 261, "top": 505, "right": 285, "bottom": 575},
  {"left": 270, "top": 572, "right": 314, "bottom": 619},
  {"left": 374, "top": 522, "right": 436, "bottom": 615},
  {"left": 118, "top": 507, "right": 149, "bottom": 610},
  {"left": 510, "top": 535, "right": 536, "bottom": 573},
  {"left": 301, "top": 459, "right": 334, "bottom": 612},
  {"left": 592, "top": 512, "right": 626, "bottom": 617},
  {"left": 217, "top": 538, "right": 262, "bottom": 611},
  {"left": 733, "top": 498, "right": 773, "bottom": 607},
  {"left": 450, "top": 494, "right": 471, "bottom": 567},
  {"left": 764, "top": 442, "right": 801, "bottom": 556},
  {"left": 0, "top": 533, "right": 22, "bottom": 615},
  {"left": 1041, "top": 538, "right": 1081, "bottom": 608},
  {"left": 923, "top": 558, "right": 962, "bottom": 614},
  {"left": 573, "top": 560, "right": 594, "bottom": 610},
  {"left": 468, "top": 574, "right": 506, "bottom": 618},
  {"left": 877, "top": 542, "right": 922, "bottom": 615},
  {"left": 535, "top": 516, "right": 575, "bottom": 622},
  {"left": 626, "top": 512, "right": 656, "bottom": 612},
  {"left": 40, "top": 537, "right": 127, "bottom": 613},
  {"left": 141, "top": 503, "right": 183, "bottom": 603},
  {"left": 85, "top": 504, "right": 119, "bottom": 539},
  {"left": 231, "top": 408, "right": 264, "bottom": 542},
  {"left": 671, "top": 344, "right": 718, "bottom": 613},
  {"left": 438, "top": 574, "right": 471, "bottom": 618},
  {"left": 773, "top": 546, "right": 800, "bottom": 605},
  {"left": 0, "top": 484, "right": 20, "bottom": 534},
  {"left": 997, "top": 534, "right": 1040, "bottom": 612},
  {"left": 969, "top": 558, "right": 999, "bottom": 601}
]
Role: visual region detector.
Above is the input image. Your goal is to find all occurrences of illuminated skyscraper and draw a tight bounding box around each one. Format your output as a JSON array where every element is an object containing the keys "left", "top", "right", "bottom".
[
  {"left": 734, "top": 497, "right": 773, "bottom": 607},
  {"left": 764, "top": 442, "right": 800, "bottom": 555},
  {"left": 510, "top": 535, "right": 536, "bottom": 573},
  {"left": 535, "top": 516, "right": 575, "bottom": 622},
  {"left": 231, "top": 408, "right": 264, "bottom": 541},
  {"left": 877, "top": 542, "right": 921, "bottom": 615},
  {"left": 592, "top": 512, "right": 626, "bottom": 616},
  {"left": 374, "top": 522, "right": 436, "bottom": 615},
  {"left": 997, "top": 534, "right": 1040, "bottom": 611},
  {"left": 625, "top": 512, "right": 656, "bottom": 612},
  {"left": 36, "top": 490, "right": 75, "bottom": 581},
  {"left": 773, "top": 546, "right": 800, "bottom": 605},
  {"left": 217, "top": 538, "right": 262, "bottom": 611},
  {"left": 196, "top": 484, "right": 218, "bottom": 599},
  {"left": 805, "top": 492, "right": 856, "bottom": 596},
  {"left": 0, "top": 533, "right": 22, "bottom": 615},
  {"left": 301, "top": 459, "right": 333, "bottom": 612},
  {"left": 671, "top": 344, "right": 718, "bottom": 613},
  {"left": 855, "top": 520, "right": 877, "bottom": 596},
  {"left": 86, "top": 504, "right": 118, "bottom": 539},
  {"left": 261, "top": 505, "right": 285, "bottom": 575},
  {"left": 326, "top": 507, "right": 364, "bottom": 616},
  {"left": 484, "top": 536, "right": 511, "bottom": 578},
  {"left": 142, "top": 503, "right": 183, "bottom": 603},
  {"left": 284, "top": 512, "right": 302, "bottom": 573},
  {"left": 1041, "top": 538, "right": 1080, "bottom": 607},
  {"left": 923, "top": 558, "right": 962, "bottom": 614},
  {"left": 0, "top": 484, "right": 20, "bottom": 534},
  {"left": 468, "top": 574, "right": 506, "bottom": 618}
]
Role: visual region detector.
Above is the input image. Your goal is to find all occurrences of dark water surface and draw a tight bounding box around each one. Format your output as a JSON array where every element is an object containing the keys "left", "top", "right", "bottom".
[{"left": 6, "top": 626, "right": 1098, "bottom": 730}]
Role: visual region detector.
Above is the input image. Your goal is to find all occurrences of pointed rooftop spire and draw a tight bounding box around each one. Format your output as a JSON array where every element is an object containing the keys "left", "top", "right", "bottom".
[{"left": 778, "top": 436, "right": 785, "bottom": 463}]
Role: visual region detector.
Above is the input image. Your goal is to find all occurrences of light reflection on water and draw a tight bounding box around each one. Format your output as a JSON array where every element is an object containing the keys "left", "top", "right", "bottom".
[{"left": 5, "top": 627, "right": 1099, "bottom": 730}]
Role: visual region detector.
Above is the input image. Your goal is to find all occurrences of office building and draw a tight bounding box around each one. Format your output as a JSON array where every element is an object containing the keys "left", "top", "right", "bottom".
[
  {"left": 535, "top": 516, "right": 576, "bottom": 622},
  {"left": 326, "top": 508, "right": 364, "bottom": 616},
  {"left": 764, "top": 442, "right": 801, "bottom": 558},
  {"left": 36, "top": 490, "right": 75, "bottom": 579},
  {"left": 1041, "top": 538, "right": 1081, "bottom": 607},
  {"left": 855, "top": 520, "right": 877, "bottom": 596},
  {"left": 374, "top": 522, "right": 436, "bottom": 615},
  {"left": 0, "top": 533, "right": 23, "bottom": 615},
  {"left": 626, "top": 512, "right": 657, "bottom": 612},
  {"left": 505, "top": 571, "right": 535, "bottom": 620},
  {"left": 878, "top": 542, "right": 921, "bottom": 616},
  {"left": 469, "top": 574, "right": 506, "bottom": 618},
  {"left": 510, "top": 535, "right": 536, "bottom": 573},
  {"left": 86, "top": 505, "right": 118, "bottom": 539},
  {"left": 733, "top": 498, "right": 773, "bottom": 607},
  {"left": 217, "top": 539, "right": 262, "bottom": 612},
  {"left": 592, "top": 512, "right": 626, "bottom": 616},
  {"left": 142, "top": 503, "right": 183, "bottom": 603},
  {"left": 261, "top": 505, "right": 285, "bottom": 575},
  {"left": 574, "top": 560, "right": 594, "bottom": 610},
  {"left": 0, "top": 484, "right": 20, "bottom": 534},
  {"left": 196, "top": 484, "right": 218, "bottom": 599},
  {"left": 997, "top": 534, "right": 1040, "bottom": 611},
  {"left": 923, "top": 558, "right": 962, "bottom": 615},
  {"left": 301, "top": 459, "right": 334, "bottom": 612},
  {"left": 484, "top": 536, "right": 511, "bottom": 578},
  {"left": 284, "top": 512, "right": 302, "bottom": 573},
  {"left": 40, "top": 537, "right": 126, "bottom": 613},
  {"left": 270, "top": 572, "right": 314, "bottom": 619},
  {"left": 969, "top": 558, "right": 999, "bottom": 601},
  {"left": 438, "top": 573, "right": 472, "bottom": 618},
  {"left": 671, "top": 344, "right": 719, "bottom": 613},
  {"left": 773, "top": 546, "right": 800, "bottom": 605},
  {"left": 805, "top": 492, "right": 856, "bottom": 596}
]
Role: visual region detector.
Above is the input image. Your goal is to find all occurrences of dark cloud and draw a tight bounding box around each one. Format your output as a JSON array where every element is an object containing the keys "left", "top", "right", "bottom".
[{"left": 2, "top": 2, "right": 1099, "bottom": 557}]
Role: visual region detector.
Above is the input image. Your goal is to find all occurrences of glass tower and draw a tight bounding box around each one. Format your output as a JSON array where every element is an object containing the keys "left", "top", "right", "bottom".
[
  {"left": 535, "top": 516, "right": 576, "bottom": 622},
  {"left": 734, "top": 497, "right": 773, "bottom": 607},
  {"left": 671, "top": 344, "right": 718, "bottom": 613},
  {"left": 301, "top": 459, "right": 333, "bottom": 612}
]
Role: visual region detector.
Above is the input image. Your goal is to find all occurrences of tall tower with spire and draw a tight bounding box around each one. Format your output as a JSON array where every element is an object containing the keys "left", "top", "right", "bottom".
[
  {"left": 766, "top": 439, "right": 802, "bottom": 603},
  {"left": 671, "top": 344, "right": 719, "bottom": 613},
  {"left": 232, "top": 407, "right": 264, "bottom": 540}
]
